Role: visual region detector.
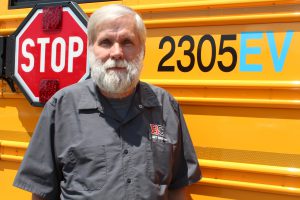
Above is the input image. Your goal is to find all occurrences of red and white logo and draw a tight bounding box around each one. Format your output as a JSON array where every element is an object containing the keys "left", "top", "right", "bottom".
[{"left": 150, "top": 124, "right": 166, "bottom": 142}]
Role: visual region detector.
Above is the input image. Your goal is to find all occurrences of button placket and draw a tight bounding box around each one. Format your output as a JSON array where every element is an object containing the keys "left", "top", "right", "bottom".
[{"left": 121, "top": 131, "right": 132, "bottom": 189}]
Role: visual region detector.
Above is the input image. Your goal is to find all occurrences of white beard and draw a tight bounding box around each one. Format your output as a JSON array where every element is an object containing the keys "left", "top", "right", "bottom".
[{"left": 89, "top": 49, "right": 143, "bottom": 97}]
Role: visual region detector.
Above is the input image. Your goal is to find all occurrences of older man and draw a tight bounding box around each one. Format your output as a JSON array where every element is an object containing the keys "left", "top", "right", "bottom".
[{"left": 14, "top": 4, "right": 201, "bottom": 200}]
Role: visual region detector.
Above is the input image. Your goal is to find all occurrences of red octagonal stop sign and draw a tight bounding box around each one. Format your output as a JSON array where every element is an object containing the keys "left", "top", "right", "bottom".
[{"left": 12, "top": 2, "right": 89, "bottom": 106}]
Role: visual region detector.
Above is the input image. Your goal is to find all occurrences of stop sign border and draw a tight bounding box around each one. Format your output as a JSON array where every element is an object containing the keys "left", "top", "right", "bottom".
[{"left": 8, "top": 1, "right": 89, "bottom": 107}]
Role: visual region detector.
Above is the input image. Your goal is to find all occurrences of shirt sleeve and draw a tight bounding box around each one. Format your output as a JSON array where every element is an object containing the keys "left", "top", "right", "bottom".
[
  {"left": 13, "top": 101, "right": 61, "bottom": 199},
  {"left": 169, "top": 103, "right": 202, "bottom": 189}
]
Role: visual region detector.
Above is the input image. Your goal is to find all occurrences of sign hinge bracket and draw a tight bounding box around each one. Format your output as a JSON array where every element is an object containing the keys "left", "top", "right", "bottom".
[{"left": 0, "top": 36, "right": 16, "bottom": 92}]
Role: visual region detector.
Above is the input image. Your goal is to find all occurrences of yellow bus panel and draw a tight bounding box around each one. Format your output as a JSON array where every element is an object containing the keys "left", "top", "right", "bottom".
[{"left": 1, "top": 0, "right": 300, "bottom": 199}]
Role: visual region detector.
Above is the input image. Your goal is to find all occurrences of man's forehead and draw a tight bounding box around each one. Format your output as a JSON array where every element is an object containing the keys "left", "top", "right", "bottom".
[
  {"left": 96, "top": 15, "right": 137, "bottom": 34},
  {"left": 97, "top": 28, "right": 136, "bottom": 38}
]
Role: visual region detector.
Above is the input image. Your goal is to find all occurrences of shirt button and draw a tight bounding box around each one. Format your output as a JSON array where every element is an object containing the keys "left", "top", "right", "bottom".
[
  {"left": 127, "top": 178, "right": 131, "bottom": 183},
  {"left": 138, "top": 104, "right": 143, "bottom": 109},
  {"left": 123, "top": 149, "right": 128, "bottom": 154}
]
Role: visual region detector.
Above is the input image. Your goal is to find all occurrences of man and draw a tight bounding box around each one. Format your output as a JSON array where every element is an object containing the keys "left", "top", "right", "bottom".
[{"left": 14, "top": 4, "right": 201, "bottom": 200}]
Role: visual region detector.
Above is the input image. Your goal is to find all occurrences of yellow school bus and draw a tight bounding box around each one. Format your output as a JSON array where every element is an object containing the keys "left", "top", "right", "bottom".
[{"left": 1, "top": 0, "right": 300, "bottom": 199}]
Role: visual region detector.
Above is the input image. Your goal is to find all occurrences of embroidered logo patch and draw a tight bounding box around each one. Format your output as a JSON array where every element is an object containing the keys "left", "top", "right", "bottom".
[{"left": 150, "top": 124, "right": 167, "bottom": 143}]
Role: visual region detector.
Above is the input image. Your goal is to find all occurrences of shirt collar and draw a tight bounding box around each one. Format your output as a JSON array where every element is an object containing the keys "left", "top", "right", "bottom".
[
  {"left": 78, "top": 79, "right": 160, "bottom": 110},
  {"left": 138, "top": 81, "right": 161, "bottom": 108},
  {"left": 78, "top": 79, "right": 101, "bottom": 110}
]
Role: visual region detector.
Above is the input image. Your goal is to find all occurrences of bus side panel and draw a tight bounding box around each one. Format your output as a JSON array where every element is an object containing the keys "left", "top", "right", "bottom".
[{"left": 1, "top": 0, "right": 300, "bottom": 199}]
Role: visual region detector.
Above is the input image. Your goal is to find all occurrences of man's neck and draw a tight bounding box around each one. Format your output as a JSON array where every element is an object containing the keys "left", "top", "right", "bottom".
[{"left": 100, "top": 87, "right": 135, "bottom": 99}]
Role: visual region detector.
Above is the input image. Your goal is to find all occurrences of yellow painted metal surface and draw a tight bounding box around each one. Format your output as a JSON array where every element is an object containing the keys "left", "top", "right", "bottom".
[{"left": 1, "top": 0, "right": 300, "bottom": 199}]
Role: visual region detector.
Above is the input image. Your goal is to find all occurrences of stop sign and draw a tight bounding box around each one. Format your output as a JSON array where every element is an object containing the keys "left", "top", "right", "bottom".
[{"left": 11, "top": 2, "right": 89, "bottom": 106}]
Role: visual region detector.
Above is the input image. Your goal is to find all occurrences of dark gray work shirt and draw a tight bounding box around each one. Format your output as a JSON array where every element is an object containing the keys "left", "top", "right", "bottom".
[{"left": 13, "top": 79, "right": 201, "bottom": 200}]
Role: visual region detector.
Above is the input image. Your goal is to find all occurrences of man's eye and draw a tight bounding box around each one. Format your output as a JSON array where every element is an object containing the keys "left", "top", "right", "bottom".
[
  {"left": 123, "top": 39, "right": 133, "bottom": 46},
  {"left": 99, "top": 39, "right": 112, "bottom": 47}
]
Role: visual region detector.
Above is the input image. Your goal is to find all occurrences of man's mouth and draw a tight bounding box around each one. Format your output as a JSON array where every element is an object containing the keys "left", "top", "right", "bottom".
[{"left": 107, "top": 67, "right": 127, "bottom": 72}]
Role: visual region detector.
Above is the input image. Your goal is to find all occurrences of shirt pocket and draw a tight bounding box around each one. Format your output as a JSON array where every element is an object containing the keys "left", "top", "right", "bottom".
[
  {"left": 146, "top": 141, "right": 173, "bottom": 185},
  {"left": 67, "top": 145, "right": 107, "bottom": 191}
]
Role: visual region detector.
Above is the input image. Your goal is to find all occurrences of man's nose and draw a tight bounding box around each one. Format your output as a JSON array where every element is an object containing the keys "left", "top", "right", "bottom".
[{"left": 110, "top": 43, "right": 124, "bottom": 60}]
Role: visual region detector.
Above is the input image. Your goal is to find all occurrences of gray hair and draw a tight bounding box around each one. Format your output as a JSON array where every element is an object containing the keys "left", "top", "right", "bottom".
[{"left": 88, "top": 4, "right": 146, "bottom": 47}]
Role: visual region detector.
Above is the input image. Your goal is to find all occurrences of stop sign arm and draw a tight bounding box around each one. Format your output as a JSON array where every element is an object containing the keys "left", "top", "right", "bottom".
[{"left": 0, "top": 35, "right": 17, "bottom": 92}]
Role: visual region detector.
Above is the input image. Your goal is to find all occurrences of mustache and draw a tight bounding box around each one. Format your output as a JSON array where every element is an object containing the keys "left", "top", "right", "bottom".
[{"left": 97, "top": 59, "right": 129, "bottom": 70}]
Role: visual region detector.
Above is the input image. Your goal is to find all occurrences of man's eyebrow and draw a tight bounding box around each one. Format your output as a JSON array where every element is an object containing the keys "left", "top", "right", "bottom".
[
  {"left": 98, "top": 32, "right": 113, "bottom": 37},
  {"left": 119, "top": 32, "right": 136, "bottom": 39}
]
